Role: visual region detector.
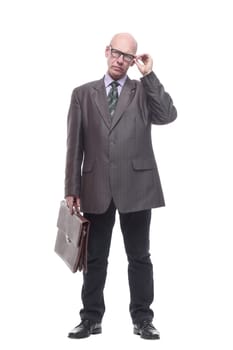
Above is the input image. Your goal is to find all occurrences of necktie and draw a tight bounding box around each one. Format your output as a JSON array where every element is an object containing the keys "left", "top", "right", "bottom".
[{"left": 107, "top": 81, "right": 119, "bottom": 116}]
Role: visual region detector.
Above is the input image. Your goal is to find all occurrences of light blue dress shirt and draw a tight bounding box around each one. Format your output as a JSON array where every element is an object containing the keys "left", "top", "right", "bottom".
[{"left": 104, "top": 73, "right": 127, "bottom": 96}]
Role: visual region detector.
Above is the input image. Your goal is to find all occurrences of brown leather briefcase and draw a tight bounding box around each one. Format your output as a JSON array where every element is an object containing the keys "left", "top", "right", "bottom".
[{"left": 55, "top": 200, "right": 90, "bottom": 273}]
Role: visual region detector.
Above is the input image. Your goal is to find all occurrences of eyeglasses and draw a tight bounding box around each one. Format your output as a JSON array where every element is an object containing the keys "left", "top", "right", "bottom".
[{"left": 109, "top": 45, "right": 135, "bottom": 63}]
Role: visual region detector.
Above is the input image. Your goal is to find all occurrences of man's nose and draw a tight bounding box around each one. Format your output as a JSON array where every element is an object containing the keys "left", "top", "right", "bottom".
[{"left": 117, "top": 54, "right": 124, "bottom": 64}]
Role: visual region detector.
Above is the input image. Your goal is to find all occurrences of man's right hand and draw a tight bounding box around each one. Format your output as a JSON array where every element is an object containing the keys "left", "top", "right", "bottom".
[{"left": 65, "top": 196, "right": 80, "bottom": 214}]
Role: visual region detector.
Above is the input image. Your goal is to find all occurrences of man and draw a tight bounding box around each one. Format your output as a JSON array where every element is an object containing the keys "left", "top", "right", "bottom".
[{"left": 65, "top": 32, "right": 177, "bottom": 340}]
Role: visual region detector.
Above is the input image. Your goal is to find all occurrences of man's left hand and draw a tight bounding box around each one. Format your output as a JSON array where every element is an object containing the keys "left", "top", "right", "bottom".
[{"left": 134, "top": 53, "right": 153, "bottom": 76}]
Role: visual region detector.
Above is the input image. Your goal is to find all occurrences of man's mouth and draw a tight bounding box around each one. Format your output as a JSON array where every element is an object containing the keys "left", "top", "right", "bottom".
[{"left": 112, "top": 66, "right": 123, "bottom": 72}]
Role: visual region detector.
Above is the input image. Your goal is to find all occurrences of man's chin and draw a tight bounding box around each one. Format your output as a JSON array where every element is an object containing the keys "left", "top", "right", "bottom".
[{"left": 110, "top": 67, "right": 125, "bottom": 79}]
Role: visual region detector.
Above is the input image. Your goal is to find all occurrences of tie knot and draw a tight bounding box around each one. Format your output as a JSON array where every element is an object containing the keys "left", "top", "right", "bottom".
[{"left": 110, "top": 81, "right": 119, "bottom": 88}]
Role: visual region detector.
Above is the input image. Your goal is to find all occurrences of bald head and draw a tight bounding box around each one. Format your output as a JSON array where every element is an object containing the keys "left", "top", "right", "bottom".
[{"left": 110, "top": 33, "right": 138, "bottom": 55}]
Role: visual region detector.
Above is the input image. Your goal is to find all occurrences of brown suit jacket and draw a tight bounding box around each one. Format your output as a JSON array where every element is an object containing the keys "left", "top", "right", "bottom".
[{"left": 65, "top": 71, "right": 177, "bottom": 213}]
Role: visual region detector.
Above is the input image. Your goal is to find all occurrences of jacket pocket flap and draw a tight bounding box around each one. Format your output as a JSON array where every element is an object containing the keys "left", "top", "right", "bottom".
[{"left": 132, "top": 158, "right": 156, "bottom": 170}]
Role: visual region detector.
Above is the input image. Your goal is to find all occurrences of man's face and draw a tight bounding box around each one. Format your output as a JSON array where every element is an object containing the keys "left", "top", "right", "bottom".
[{"left": 105, "top": 38, "right": 136, "bottom": 80}]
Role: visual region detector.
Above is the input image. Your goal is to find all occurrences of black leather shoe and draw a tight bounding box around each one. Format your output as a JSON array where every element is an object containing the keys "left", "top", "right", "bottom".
[
  {"left": 134, "top": 320, "right": 160, "bottom": 339},
  {"left": 68, "top": 320, "right": 102, "bottom": 339}
]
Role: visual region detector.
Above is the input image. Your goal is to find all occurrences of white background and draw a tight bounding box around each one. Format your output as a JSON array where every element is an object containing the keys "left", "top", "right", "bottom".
[{"left": 0, "top": 0, "right": 233, "bottom": 349}]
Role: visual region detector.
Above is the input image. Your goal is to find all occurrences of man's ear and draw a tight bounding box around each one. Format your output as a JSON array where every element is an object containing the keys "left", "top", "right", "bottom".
[{"left": 105, "top": 46, "right": 110, "bottom": 58}]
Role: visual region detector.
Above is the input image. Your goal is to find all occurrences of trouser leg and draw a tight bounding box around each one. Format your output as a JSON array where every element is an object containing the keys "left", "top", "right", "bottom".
[
  {"left": 119, "top": 209, "right": 154, "bottom": 324},
  {"left": 80, "top": 201, "right": 116, "bottom": 322}
]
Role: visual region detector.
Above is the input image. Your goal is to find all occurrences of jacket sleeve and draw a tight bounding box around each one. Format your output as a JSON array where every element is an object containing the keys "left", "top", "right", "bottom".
[
  {"left": 64, "top": 89, "right": 83, "bottom": 198},
  {"left": 141, "top": 71, "right": 177, "bottom": 125}
]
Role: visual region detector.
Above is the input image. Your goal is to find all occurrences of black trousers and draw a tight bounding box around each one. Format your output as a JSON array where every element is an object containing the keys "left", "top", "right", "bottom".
[{"left": 80, "top": 200, "right": 154, "bottom": 324}]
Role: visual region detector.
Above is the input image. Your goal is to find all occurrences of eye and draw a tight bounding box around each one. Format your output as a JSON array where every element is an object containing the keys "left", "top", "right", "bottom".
[
  {"left": 125, "top": 54, "right": 134, "bottom": 62},
  {"left": 111, "top": 49, "right": 121, "bottom": 57}
]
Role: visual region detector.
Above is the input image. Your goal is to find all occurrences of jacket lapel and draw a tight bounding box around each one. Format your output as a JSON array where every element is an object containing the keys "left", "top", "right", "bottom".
[
  {"left": 110, "top": 78, "right": 136, "bottom": 131},
  {"left": 93, "top": 78, "right": 111, "bottom": 129}
]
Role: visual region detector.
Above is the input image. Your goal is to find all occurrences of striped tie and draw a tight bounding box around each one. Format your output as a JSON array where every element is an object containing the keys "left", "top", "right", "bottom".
[{"left": 108, "top": 81, "right": 119, "bottom": 116}]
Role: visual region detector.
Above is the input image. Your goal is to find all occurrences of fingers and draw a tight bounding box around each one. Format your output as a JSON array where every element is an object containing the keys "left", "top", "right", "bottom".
[
  {"left": 65, "top": 196, "right": 81, "bottom": 215},
  {"left": 135, "top": 53, "right": 152, "bottom": 64},
  {"left": 134, "top": 53, "right": 153, "bottom": 76},
  {"left": 66, "top": 196, "right": 74, "bottom": 214},
  {"left": 75, "top": 198, "right": 81, "bottom": 212}
]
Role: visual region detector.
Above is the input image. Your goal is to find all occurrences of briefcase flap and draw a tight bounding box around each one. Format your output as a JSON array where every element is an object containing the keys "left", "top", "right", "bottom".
[{"left": 56, "top": 201, "right": 89, "bottom": 248}]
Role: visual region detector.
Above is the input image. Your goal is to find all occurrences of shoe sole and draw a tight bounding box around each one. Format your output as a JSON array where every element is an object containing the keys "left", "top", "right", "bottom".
[
  {"left": 134, "top": 329, "right": 160, "bottom": 340},
  {"left": 68, "top": 328, "right": 102, "bottom": 339}
]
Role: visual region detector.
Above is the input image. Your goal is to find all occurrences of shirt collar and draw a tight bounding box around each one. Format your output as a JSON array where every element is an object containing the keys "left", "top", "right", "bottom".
[{"left": 104, "top": 72, "right": 127, "bottom": 88}]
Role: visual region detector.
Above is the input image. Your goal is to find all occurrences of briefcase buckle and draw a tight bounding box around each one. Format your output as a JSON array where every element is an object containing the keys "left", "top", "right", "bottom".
[{"left": 65, "top": 234, "right": 72, "bottom": 244}]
